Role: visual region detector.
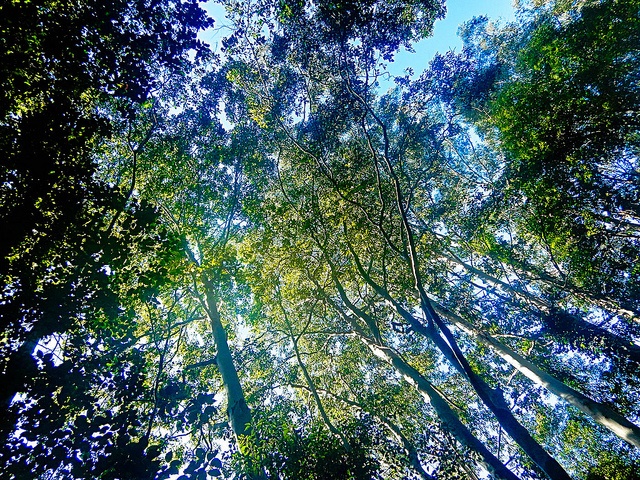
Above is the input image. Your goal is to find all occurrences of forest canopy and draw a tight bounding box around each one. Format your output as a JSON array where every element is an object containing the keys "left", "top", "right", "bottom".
[{"left": 1, "top": 0, "right": 639, "bottom": 478}]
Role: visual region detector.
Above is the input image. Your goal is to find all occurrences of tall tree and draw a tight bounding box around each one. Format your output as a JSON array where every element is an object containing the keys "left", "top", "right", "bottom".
[
  {"left": 5, "top": 0, "right": 640, "bottom": 478},
  {"left": 0, "top": 0, "right": 213, "bottom": 475},
  {"left": 220, "top": 0, "right": 640, "bottom": 475}
]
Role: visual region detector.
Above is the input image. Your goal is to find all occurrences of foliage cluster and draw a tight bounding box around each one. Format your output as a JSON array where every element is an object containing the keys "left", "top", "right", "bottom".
[{"left": 1, "top": 0, "right": 639, "bottom": 479}]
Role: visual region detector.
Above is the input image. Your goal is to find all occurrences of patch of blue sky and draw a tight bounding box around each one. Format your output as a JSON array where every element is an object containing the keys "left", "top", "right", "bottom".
[
  {"left": 381, "top": 0, "right": 516, "bottom": 91},
  {"left": 198, "top": 0, "right": 516, "bottom": 67},
  {"left": 198, "top": 2, "right": 232, "bottom": 55}
]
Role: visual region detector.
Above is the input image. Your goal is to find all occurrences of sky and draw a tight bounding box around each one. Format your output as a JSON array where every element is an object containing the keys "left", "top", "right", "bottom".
[
  {"left": 199, "top": 0, "right": 517, "bottom": 90},
  {"left": 392, "top": 0, "right": 516, "bottom": 73}
]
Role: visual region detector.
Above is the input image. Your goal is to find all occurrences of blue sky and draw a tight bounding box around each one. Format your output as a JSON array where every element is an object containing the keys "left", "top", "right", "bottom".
[
  {"left": 199, "top": 0, "right": 516, "bottom": 89},
  {"left": 393, "top": 0, "right": 515, "bottom": 69}
]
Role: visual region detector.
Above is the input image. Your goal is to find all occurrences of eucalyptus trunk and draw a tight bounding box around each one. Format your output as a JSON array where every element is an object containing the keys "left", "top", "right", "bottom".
[
  {"left": 203, "top": 285, "right": 253, "bottom": 441},
  {"left": 200, "top": 277, "right": 265, "bottom": 480},
  {"left": 354, "top": 327, "right": 519, "bottom": 480},
  {"left": 435, "top": 304, "right": 640, "bottom": 449},
  {"left": 342, "top": 240, "right": 572, "bottom": 479}
]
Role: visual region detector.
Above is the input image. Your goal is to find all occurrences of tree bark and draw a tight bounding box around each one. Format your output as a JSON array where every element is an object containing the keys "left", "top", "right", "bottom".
[
  {"left": 202, "top": 282, "right": 253, "bottom": 441},
  {"left": 321, "top": 282, "right": 517, "bottom": 479},
  {"left": 336, "top": 83, "right": 572, "bottom": 475},
  {"left": 182, "top": 239, "right": 255, "bottom": 445},
  {"left": 353, "top": 326, "right": 520, "bottom": 480},
  {"left": 342, "top": 239, "right": 572, "bottom": 479},
  {"left": 199, "top": 277, "right": 265, "bottom": 480},
  {"left": 435, "top": 303, "right": 640, "bottom": 449}
]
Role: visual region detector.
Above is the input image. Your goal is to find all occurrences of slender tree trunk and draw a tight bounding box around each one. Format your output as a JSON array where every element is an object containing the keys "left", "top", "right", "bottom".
[
  {"left": 335, "top": 82, "right": 572, "bottom": 475},
  {"left": 319, "top": 266, "right": 515, "bottom": 477},
  {"left": 202, "top": 283, "right": 253, "bottom": 441},
  {"left": 349, "top": 71, "right": 637, "bottom": 457},
  {"left": 435, "top": 303, "right": 640, "bottom": 449},
  {"left": 199, "top": 278, "right": 265, "bottom": 480},
  {"left": 425, "top": 320, "right": 572, "bottom": 479},
  {"left": 351, "top": 324, "right": 519, "bottom": 480},
  {"left": 182, "top": 239, "right": 256, "bottom": 446},
  {"left": 323, "top": 284, "right": 516, "bottom": 478},
  {"left": 342, "top": 239, "right": 572, "bottom": 479},
  {"left": 438, "top": 252, "right": 548, "bottom": 309}
]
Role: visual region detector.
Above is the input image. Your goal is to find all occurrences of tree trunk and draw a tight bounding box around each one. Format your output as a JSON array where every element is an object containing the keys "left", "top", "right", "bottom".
[
  {"left": 203, "top": 284, "right": 253, "bottom": 441},
  {"left": 342, "top": 242, "right": 572, "bottom": 479},
  {"left": 182, "top": 239, "right": 255, "bottom": 445},
  {"left": 435, "top": 303, "right": 640, "bottom": 449},
  {"left": 441, "top": 251, "right": 640, "bottom": 359},
  {"left": 356, "top": 329, "right": 520, "bottom": 480},
  {"left": 200, "top": 278, "right": 265, "bottom": 480},
  {"left": 324, "top": 289, "right": 517, "bottom": 479}
]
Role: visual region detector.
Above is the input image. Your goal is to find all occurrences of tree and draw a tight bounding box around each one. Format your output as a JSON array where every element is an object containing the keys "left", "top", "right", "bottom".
[
  {"left": 5, "top": 0, "right": 640, "bottom": 478},
  {"left": 219, "top": 0, "right": 640, "bottom": 474},
  {"left": 428, "top": 0, "right": 640, "bottom": 324},
  {"left": 421, "top": 0, "right": 640, "bottom": 429},
  {"left": 0, "top": 0, "right": 213, "bottom": 476}
]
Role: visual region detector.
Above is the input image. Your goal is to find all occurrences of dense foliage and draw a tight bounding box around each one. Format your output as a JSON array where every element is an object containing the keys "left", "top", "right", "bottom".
[{"left": 1, "top": 0, "right": 639, "bottom": 478}]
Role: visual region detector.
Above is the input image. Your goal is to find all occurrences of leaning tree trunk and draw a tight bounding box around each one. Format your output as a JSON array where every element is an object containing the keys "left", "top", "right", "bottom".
[
  {"left": 440, "top": 251, "right": 640, "bottom": 363},
  {"left": 203, "top": 284, "right": 253, "bottom": 440},
  {"left": 338, "top": 83, "right": 572, "bottom": 477},
  {"left": 346, "top": 320, "right": 520, "bottom": 480},
  {"left": 323, "top": 292, "right": 517, "bottom": 479},
  {"left": 435, "top": 303, "right": 640, "bottom": 449},
  {"left": 341, "top": 240, "right": 572, "bottom": 479}
]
